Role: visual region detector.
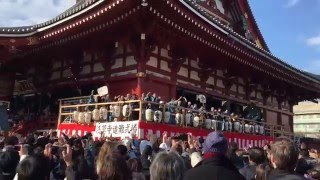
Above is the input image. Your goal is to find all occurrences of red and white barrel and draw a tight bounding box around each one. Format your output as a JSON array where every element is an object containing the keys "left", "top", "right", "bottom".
[
  {"left": 73, "top": 110, "right": 79, "bottom": 123},
  {"left": 122, "top": 104, "right": 132, "bottom": 117}
]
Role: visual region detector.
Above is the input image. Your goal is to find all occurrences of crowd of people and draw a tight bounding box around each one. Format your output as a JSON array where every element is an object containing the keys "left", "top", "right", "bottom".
[{"left": 0, "top": 129, "right": 320, "bottom": 180}]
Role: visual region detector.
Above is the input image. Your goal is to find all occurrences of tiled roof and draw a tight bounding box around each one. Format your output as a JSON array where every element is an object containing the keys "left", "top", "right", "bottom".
[
  {"left": 0, "top": 0, "right": 100, "bottom": 35},
  {"left": 183, "top": 0, "right": 320, "bottom": 83}
]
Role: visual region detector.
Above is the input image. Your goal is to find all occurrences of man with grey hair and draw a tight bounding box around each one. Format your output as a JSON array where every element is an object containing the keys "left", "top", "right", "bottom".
[{"left": 267, "top": 137, "right": 305, "bottom": 180}]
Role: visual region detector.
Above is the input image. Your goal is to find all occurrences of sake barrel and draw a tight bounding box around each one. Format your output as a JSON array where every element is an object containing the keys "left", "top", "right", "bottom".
[
  {"left": 244, "top": 124, "right": 251, "bottom": 133},
  {"left": 205, "top": 119, "right": 212, "bottom": 129},
  {"left": 84, "top": 112, "right": 92, "bottom": 124},
  {"left": 224, "top": 121, "right": 229, "bottom": 131},
  {"left": 185, "top": 113, "right": 192, "bottom": 125},
  {"left": 259, "top": 125, "right": 265, "bottom": 135},
  {"left": 254, "top": 124, "right": 260, "bottom": 134},
  {"left": 239, "top": 124, "right": 244, "bottom": 133},
  {"left": 73, "top": 110, "right": 79, "bottom": 122},
  {"left": 78, "top": 112, "right": 85, "bottom": 124},
  {"left": 122, "top": 104, "right": 132, "bottom": 117},
  {"left": 234, "top": 122, "right": 240, "bottom": 132},
  {"left": 154, "top": 110, "right": 162, "bottom": 123},
  {"left": 193, "top": 116, "right": 200, "bottom": 127},
  {"left": 211, "top": 119, "right": 217, "bottom": 130},
  {"left": 113, "top": 105, "right": 121, "bottom": 118},
  {"left": 145, "top": 109, "right": 153, "bottom": 122},
  {"left": 164, "top": 111, "right": 170, "bottom": 123},
  {"left": 92, "top": 108, "right": 100, "bottom": 121},
  {"left": 175, "top": 113, "right": 182, "bottom": 125},
  {"left": 228, "top": 121, "right": 233, "bottom": 131},
  {"left": 99, "top": 107, "right": 108, "bottom": 121},
  {"left": 249, "top": 125, "right": 254, "bottom": 133}
]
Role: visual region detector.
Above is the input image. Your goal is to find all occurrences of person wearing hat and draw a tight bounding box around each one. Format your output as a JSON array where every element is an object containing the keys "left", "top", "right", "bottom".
[{"left": 184, "top": 131, "right": 245, "bottom": 180}]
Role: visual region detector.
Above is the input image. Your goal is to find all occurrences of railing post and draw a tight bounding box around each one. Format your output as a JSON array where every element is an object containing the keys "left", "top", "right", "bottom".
[
  {"left": 57, "top": 100, "right": 62, "bottom": 127},
  {"left": 138, "top": 100, "right": 142, "bottom": 121}
]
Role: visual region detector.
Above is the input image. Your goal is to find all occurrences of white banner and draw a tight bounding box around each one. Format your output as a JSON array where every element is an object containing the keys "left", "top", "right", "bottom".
[{"left": 95, "top": 120, "right": 139, "bottom": 138}]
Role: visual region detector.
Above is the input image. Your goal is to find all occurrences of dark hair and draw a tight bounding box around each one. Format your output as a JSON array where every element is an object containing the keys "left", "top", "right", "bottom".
[
  {"left": 117, "top": 144, "right": 128, "bottom": 157},
  {"left": 127, "top": 158, "right": 143, "bottom": 172},
  {"left": 4, "top": 136, "right": 18, "bottom": 146},
  {"left": 248, "top": 147, "right": 265, "bottom": 164},
  {"left": 0, "top": 151, "right": 20, "bottom": 178},
  {"left": 17, "top": 155, "right": 50, "bottom": 180},
  {"left": 299, "top": 149, "right": 310, "bottom": 158},
  {"left": 98, "top": 153, "right": 132, "bottom": 180}
]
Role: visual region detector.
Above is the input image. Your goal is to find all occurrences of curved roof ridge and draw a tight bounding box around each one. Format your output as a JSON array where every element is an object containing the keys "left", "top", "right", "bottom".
[{"left": 0, "top": 0, "right": 101, "bottom": 35}]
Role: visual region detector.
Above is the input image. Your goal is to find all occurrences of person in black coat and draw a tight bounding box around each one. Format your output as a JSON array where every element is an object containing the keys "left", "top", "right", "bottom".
[
  {"left": 239, "top": 147, "right": 265, "bottom": 180},
  {"left": 184, "top": 131, "right": 245, "bottom": 180}
]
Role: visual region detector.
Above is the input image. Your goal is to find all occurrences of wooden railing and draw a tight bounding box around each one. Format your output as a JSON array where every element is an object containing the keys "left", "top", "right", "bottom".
[{"left": 58, "top": 97, "right": 293, "bottom": 138}]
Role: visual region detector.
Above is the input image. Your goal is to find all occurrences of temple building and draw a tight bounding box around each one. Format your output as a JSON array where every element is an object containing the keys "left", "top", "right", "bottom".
[{"left": 0, "top": 0, "right": 320, "bottom": 137}]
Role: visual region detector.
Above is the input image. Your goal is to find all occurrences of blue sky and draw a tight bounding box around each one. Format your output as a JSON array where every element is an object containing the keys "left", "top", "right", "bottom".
[
  {"left": 0, "top": 0, "right": 319, "bottom": 75},
  {"left": 249, "top": 0, "right": 320, "bottom": 75}
]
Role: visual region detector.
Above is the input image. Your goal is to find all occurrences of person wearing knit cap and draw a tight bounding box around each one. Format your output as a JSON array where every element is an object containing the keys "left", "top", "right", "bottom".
[{"left": 184, "top": 131, "right": 245, "bottom": 180}]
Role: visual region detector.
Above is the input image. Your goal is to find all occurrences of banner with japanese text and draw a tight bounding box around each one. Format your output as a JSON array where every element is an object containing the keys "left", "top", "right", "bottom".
[{"left": 95, "top": 120, "right": 139, "bottom": 138}]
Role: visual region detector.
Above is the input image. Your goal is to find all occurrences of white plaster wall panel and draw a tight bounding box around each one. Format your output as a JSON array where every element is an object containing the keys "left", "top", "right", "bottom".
[
  {"left": 62, "top": 69, "right": 72, "bottom": 78},
  {"left": 126, "top": 56, "right": 137, "bottom": 66},
  {"left": 80, "top": 65, "right": 91, "bottom": 75},
  {"left": 250, "top": 90, "right": 256, "bottom": 98},
  {"left": 83, "top": 53, "right": 91, "bottom": 62},
  {"left": 93, "top": 63, "right": 104, "bottom": 72},
  {"left": 190, "top": 70, "right": 200, "bottom": 81},
  {"left": 190, "top": 60, "right": 200, "bottom": 69},
  {"left": 53, "top": 61, "right": 62, "bottom": 69},
  {"left": 257, "top": 84, "right": 263, "bottom": 90},
  {"left": 206, "top": 87, "right": 213, "bottom": 91},
  {"left": 257, "top": 92, "right": 262, "bottom": 100},
  {"left": 146, "top": 70, "right": 170, "bottom": 79},
  {"left": 216, "top": 69, "right": 224, "bottom": 77},
  {"left": 147, "top": 57, "right": 158, "bottom": 68},
  {"left": 216, "top": 79, "right": 224, "bottom": 88},
  {"left": 183, "top": 59, "right": 188, "bottom": 65},
  {"left": 50, "top": 71, "right": 60, "bottom": 80},
  {"left": 160, "top": 60, "right": 170, "bottom": 72},
  {"left": 110, "top": 70, "right": 137, "bottom": 77},
  {"left": 160, "top": 48, "right": 170, "bottom": 59},
  {"left": 111, "top": 58, "right": 123, "bottom": 69},
  {"left": 267, "top": 97, "right": 272, "bottom": 104},
  {"left": 115, "top": 44, "right": 124, "bottom": 55},
  {"left": 206, "top": 77, "right": 215, "bottom": 85},
  {"left": 230, "top": 84, "right": 237, "bottom": 92},
  {"left": 238, "top": 85, "right": 245, "bottom": 94},
  {"left": 177, "top": 67, "right": 188, "bottom": 77},
  {"left": 152, "top": 46, "right": 158, "bottom": 53},
  {"left": 238, "top": 77, "right": 244, "bottom": 85},
  {"left": 230, "top": 94, "right": 236, "bottom": 97},
  {"left": 215, "top": 0, "right": 225, "bottom": 14}
]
